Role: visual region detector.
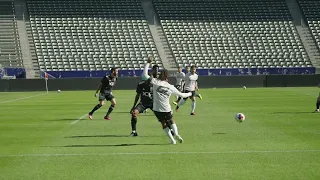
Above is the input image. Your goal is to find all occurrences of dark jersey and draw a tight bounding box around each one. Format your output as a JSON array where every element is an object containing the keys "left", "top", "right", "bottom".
[
  {"left": 136, "top": 81, "right": 153, "bottom": 105},
  {"left": 100, "top": 75, "right": 117, "bottom": 93}
]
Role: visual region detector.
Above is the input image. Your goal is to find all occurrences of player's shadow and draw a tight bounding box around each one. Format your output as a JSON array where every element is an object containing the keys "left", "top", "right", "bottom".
[
  {"left": 271, "top": 112, "right": 313, "bottom": 114},
  {"left": 64, "top": 134, "right": 159, "bottom": 138},
  {"left": 41, "top": 143, "right": 168, "bottom": 147},
  {"left": 212, "top": 132, "right": 227, "bottom": 135}
]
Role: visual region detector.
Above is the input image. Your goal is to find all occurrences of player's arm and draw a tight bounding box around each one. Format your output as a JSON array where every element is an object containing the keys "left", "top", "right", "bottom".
[
  {"left": 94, "top": 82, "right": 102, "bottom": 97},
  {"left": 170, "top": 85, "right": 192, "bottom": 98},
  {"left": 195, "top": 81, "right": 199, "bottom": 91}
]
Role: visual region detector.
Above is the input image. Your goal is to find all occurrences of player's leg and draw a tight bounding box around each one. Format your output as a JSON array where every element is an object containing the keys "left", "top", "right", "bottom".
[
  {"left": 195, "top": 93, "right": 203, "bottom": 100},
  {"left": 190, "top": 95, "right": 196, "bottom": 115},
  {"left": 154, "top": 111, "right": 176, "bottom": 144},
  {"left": 173, "top": 86, "right": 182, "bottom": 105},
  {"left": 167, "top": 115, "right": 183, "bottom": 143},
  {"left": 104, "top": 95, "right": 116, "bottom": 120},
  {"left": 175, "top": 91, "right": 189, "bottom": 112},
  {"left": 88, "top": 93, "right": 105, "bottom": 120},
  {"left": 315, "top": 100, "right": 320, "bottom": 112},
  {"left": 130, "top": 103, "right": 146, "bottom": 136}
]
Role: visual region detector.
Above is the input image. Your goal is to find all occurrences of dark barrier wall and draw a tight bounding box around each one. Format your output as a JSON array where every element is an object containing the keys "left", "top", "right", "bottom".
[{"left": 0, "top": 75, "right": 319, "bottom": 92}]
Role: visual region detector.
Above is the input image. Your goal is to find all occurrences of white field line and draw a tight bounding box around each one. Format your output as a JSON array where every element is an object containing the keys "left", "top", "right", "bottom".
[
  {"left": 0, "top": 93, "right": 46, "bottom": 104},
  {"left": 1, "top": 149, "right": 320, "bottom": 157},
  {"left": 71, "top": 114, "right": 87, "bottom": 125}
]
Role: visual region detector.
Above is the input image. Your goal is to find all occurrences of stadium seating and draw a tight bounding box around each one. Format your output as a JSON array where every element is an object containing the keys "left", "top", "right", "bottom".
[
  {"left": 298, "top": 0, "right": 320, "bottom": 51},
  {"left": 153, "top": 0, "right": 313, "bottom": 68},
  {"left": 0, "top": 1, "right": 23, "bottom": 68},
  {"left": 26, "top": 0, "right": 162, "bottom": 71}
]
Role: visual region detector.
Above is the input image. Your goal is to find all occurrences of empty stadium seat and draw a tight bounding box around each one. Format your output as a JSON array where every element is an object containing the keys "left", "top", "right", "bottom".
[
  {"left": 27, "top": 0, "right": 162, "bottom": 71},
  {"left": 298, "top": 0, "right": 320, "bottom": 51},
  {"left": 153, "top": 0, "right": 312, "bottom": 68},
  {"left": 0, "top": 1, "right": 23, "bottom": 67}
]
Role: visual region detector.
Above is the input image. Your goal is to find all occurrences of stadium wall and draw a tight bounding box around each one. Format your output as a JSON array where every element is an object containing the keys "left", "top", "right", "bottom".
[{"left": 0, "top": 75, "right": 319, "bottom": 92}]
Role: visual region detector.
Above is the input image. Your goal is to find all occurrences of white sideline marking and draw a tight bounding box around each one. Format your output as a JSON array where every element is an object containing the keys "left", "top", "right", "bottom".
[
  {"left": 71, "top": 114, "right": 87, "bottom": 125},
  {"left": 0, "top": 93, "right": 46, "bottom": 104},
  {"left": 1, "top": 149, "right": 320, "bottom": 157}
]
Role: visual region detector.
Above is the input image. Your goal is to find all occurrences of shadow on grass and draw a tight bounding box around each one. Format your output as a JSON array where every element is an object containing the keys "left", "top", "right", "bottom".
[
  {"left": 271, "top": 112, "right": 314, "bottom": 114},
  {"left": 41, "top": 143, "right": 169, "bottom": 147},
  {"left": 212, "top": 133, "right": 227, "bottom": 135},
  {"left": 64, "top": 134, "right": 160, "bottom": 138}
]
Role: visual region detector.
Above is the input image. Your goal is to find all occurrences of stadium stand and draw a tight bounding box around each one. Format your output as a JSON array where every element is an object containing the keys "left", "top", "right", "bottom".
[
  {"left": 0, "top": 1, "right": 23, "bottom": 68},
  {"left": 153, "top": 0, "right": 313, "bottom": 69},
  {"left": 298, "top": 0, "right": 320, "bottom": 51},
  {"left": 26, "top": 0, "right": 162, "bottom": 71}
]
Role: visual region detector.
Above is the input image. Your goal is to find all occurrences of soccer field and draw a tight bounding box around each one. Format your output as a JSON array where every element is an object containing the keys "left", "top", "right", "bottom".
[{"left": 0, "top": 87, "right": 320, "bottom": 180}]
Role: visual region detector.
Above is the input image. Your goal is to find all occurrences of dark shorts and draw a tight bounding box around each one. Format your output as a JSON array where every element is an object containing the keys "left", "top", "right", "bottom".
[
  {"left": 153, "top": 111, "right": 173, "bottom": 122},
  {"left": 135, "top": 102, "right": 153, "bottom": 113},
  {"left": 99, "top": 92, "right": 114, "bottom": 101},
  {"left": 183, "top": 90, "right": 196, "bottom": 99}
]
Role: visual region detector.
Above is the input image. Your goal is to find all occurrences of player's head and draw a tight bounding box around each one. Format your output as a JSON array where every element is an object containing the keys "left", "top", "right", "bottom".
[
  {"left": 177, "top": 67, "right": 182, "bottom": 73},
  {"left": 190, "top": 65, "right": 196, "bottom": 74},
  {"left": 186, "top": 66, "right": 190, "bottom": 73},
  {"left": 152, "top": 64, "right": 159, "bottom": 78},
  {"left": 110, "top": 67, "right": 118, "bottom": 77},
  {"left": 158, "top": 69, "right": 169, "bottom": 81}
]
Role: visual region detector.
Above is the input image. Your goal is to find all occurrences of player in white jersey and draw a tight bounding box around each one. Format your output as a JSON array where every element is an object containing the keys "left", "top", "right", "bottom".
[
  {"left": 143, "top": 57, "right": 192, "bottom": 144},
  {"left": 174, "top": 67, "right": 185, "bottom": 100},
  {"left": 173, "top": 66, "right": 202, "bottom": 105},
  {"left": 175, "top": 65, "right": 201, "bottom": 115}
]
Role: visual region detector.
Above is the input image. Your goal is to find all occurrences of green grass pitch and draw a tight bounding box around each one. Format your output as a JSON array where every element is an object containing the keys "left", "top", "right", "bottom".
[{"left": 0, "top": 87, "right": 320, "bottom": 180}]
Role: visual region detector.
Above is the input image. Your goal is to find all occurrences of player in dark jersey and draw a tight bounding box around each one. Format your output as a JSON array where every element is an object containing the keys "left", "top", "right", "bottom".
[
  {"left": 88, "top": 67, "right": 118, "bottom": 120},
  {"left": 129, "top": 77, "right": 153, "bottom": 136},
  {"left": 129, "top": 65, "right": 159, "bottom": 136}
]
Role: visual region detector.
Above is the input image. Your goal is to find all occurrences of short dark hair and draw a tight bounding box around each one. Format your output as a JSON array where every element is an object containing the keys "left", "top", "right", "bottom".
[
  {"left": 152, "top": 65, "right": 159, "bottom": 70},
  {"left": 190, "top": 65, "right": 196, "bottom": 69},
  {"left": 110, "top": 67, "right": 118, "bottom": 72}
]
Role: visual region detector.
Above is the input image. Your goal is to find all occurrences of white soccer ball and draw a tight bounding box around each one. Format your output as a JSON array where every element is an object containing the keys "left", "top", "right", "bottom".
[
  {"left": 57, "top": 89, "right": 61, "bottom": 93},
  {"left": 243, "top": 86, "right": 246, "bottom": 89},
  {"left": 235, "top": 113, "right": 245, "bottom": 123}
]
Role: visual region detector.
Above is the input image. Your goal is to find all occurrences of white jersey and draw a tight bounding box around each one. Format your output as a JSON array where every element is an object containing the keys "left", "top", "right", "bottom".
[
  {"left": 143, "top": 63, "right": 192, "bottom": 112},
  {"left": 175, "top": 72, "right": 185, "bottom": 86},
  {"left": 184, "top": 72, "right": 198, "bottom": 91}
]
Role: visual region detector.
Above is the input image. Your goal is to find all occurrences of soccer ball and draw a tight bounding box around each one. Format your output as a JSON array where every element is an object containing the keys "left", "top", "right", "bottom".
[
  {"left": 57, "top": 89, "right": 61, "bottom": 93},
  {"left": 235, "top": 113, "right": 245, "bottom": 123}
]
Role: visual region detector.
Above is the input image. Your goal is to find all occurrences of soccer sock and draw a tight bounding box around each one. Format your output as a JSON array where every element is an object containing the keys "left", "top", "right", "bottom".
[
  {"left": 106, "top": 104, "right": 115, "bottom": 116},
  {"left": 176, "top": 95, "right": 179, "bottom": 100},
  {"left": 317, "top": 101, "right": 320, "bottom": 109},
  {"left": 191, "top": 101, "right": 196, "bottom": 113},
  {"left": 131, "top": 115, "right": 137, "bottom": 131},
  {"left": 163, "top": 127, "right": 175, "bottom": 143},
  {"left": 170, "top": 123, "right": 179, "bottom": 136},
  {"left": 89, "top": 104, "right": 102, "bottom": 114},
  {"left": 177, "top": 99, "right": 186, "bottom": 109},
  {"left": 176, "top": 97, "right": 181, "bottom": 102}
]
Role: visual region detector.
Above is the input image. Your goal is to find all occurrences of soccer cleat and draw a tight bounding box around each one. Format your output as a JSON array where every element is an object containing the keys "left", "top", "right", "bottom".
[
  {"left": 197, "top": 94, "right": 203, "bottom": 100},
  {"left": 172, "top": 101, "right": 178, "bottom": 105},
  {"left": 104, "top": 116, "right": 111, "bottom": 120},
  {"left": 129, "top": 132, "right": 138, "bottom": 136},
  {"left": 314, "top": 109, "right": 319, "bottom": 113},
  {"left": 88, "top": 113, "right": 93, "bottom": 120},
  {"left": 171, "top": 140, "right": 177, "bottom": 144},
  {"left": 190, "top": 112, "right": 196, "bottom": 116},
  {"left": 176, "top": 135, "right": 183, "bottom": 143}
]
